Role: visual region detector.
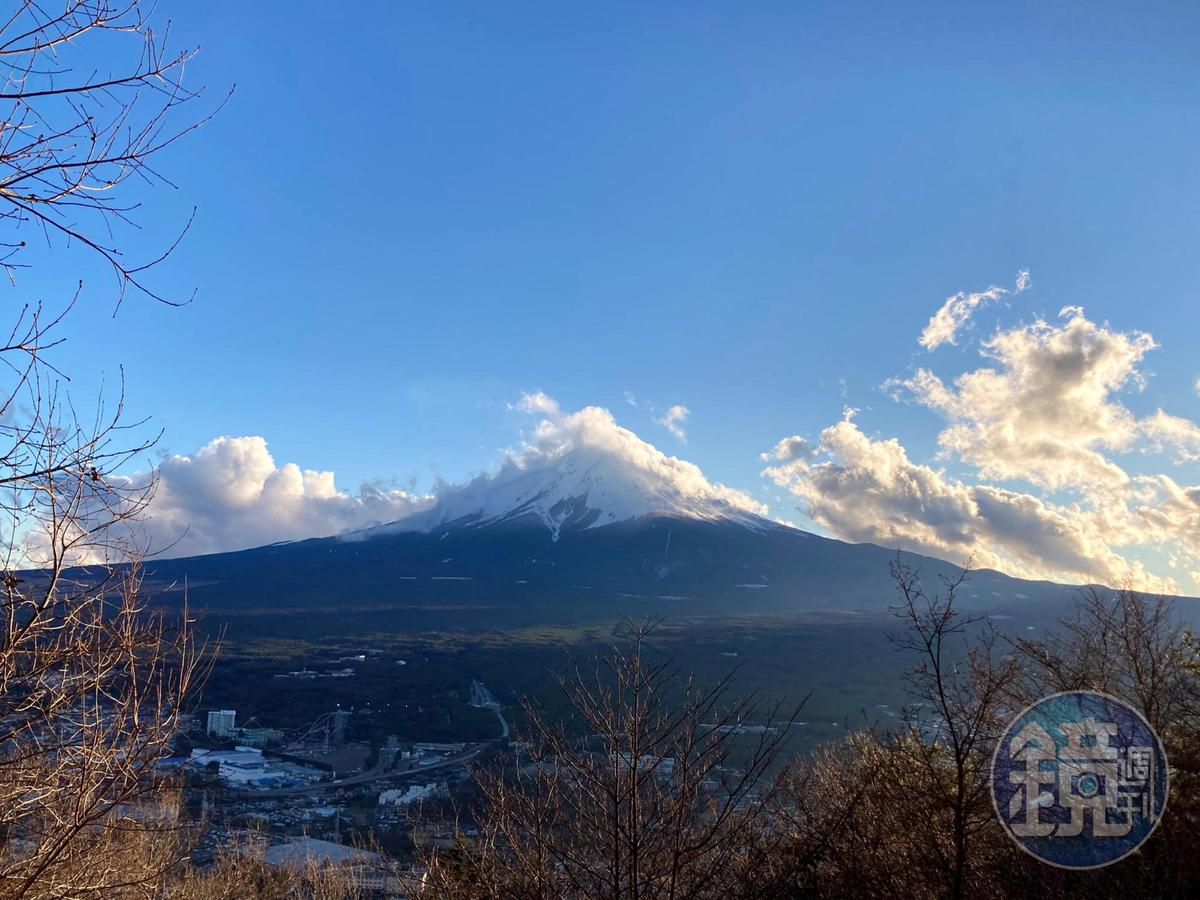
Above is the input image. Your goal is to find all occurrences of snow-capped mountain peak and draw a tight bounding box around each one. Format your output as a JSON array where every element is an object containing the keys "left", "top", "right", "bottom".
[{"left": 365, "top": 401, "right": 773, "bottom": 540}]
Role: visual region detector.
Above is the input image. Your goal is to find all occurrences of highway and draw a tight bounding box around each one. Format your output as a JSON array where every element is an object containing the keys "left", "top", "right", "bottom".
[{"left": 469, "top": 679, "right": 509, "bottom": 738}]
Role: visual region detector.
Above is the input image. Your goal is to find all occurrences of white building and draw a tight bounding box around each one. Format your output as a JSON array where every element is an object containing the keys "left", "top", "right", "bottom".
[
  {"left": 378, "top": 783, "right": 445, "bottom": 806},
  {"left": 206, "top": 709, "right": 236, "bottom": 738},
  {"left": 190, "top": 746, "right": 266, "bottom": 783}
]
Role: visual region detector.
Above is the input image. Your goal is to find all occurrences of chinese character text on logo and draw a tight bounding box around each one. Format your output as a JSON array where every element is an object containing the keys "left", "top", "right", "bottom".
[{"left": 991, "top": 691, "right": 1169, "bottom": 868}]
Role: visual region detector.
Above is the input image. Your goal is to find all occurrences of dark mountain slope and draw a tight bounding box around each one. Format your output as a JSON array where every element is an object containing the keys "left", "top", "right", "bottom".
[{"left": 138, "top": 514, "right": 1098, "bottom": 632}]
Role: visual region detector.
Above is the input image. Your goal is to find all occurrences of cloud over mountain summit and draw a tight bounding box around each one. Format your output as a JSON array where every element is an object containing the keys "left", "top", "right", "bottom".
[
  {"left": 119, "top": 395, "right": 765, "bottom": 557},
  {"left": 374, "top": 393, "right": 767, "bottom": 536}
]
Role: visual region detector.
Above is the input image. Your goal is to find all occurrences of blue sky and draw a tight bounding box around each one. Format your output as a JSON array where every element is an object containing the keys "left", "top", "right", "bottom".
[{"left": 26, "top": 2, "right": 1200, "bottom": 587}]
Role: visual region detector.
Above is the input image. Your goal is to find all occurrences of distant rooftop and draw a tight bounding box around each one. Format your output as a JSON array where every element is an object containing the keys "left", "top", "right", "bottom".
[{"left": 263, "top": 836, "right": 381, "bottom": 869}]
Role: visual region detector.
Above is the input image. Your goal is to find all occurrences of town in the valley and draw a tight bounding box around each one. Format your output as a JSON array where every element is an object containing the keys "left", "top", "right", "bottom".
[{"left": 172, "top": 660, "right": 509, "bottom": 899}]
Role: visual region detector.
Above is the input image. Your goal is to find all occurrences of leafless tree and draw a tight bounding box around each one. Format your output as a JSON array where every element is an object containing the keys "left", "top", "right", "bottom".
[
  {"left": 999, "top": 587, "right": 1200, "bottom": 899},
  {"left": 0, "top": 0, "right": 227, "bottom": 305},
  {"left": 1008, "top": 586, "right": 1200, "bottom": 734},
  {"left": 0, "top": 2, "right": 222, "bottom": 896},
  {"left": 423, "top": 620, "right": 805, "bottom": 900},
  {"left": 0, "top": 562, "right": 207, "bottom": 897},
  {"left": 886, "top": 558, "right": 1020, "bottom": 900},
  {"left": 759, "top": 576, "right": 1200, "bottom": 900}
]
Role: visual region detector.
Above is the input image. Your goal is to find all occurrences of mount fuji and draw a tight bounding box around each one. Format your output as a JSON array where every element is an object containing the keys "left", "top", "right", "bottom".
[
  {"left": 138, "top": 406, "right": 1096, "bottom": 633},
  {"left": 361, "top": 442, "right": 776, "bottom": 542}
]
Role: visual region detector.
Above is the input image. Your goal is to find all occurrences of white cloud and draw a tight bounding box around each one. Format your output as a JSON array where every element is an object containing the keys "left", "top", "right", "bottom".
[
  {"left": 772, "top": 301, "right": 1200, "bottom": 594},
  {"left": 515, "top": 391, "right": 560, "bottom": 417},
  {"left": 62, "top": 395, "right": 763, "bottom": 559},
  {"left": 917, "top": 269, "right": 1029, "bottom": 351},
  {"left": 1141, "top": 410, "right": 1200, "bottom": 462},
  {"left": 760, "top": 435, "right": 814, "bottom": 463},
  {"left": 139, "top": 436, "right": 429, "bottom": 556},
  {"left": 654, "top": 404, "right": 690, "bottom": 442},
  {"left": 513, "top": 396, "right": 762, "bottom": 516},
  {"left": 409, "top": 394, "right": 766, "bottom": 529},
  {"left": 763, "top": 414, "right": 1175, "bottom": 592},
  {"left": 897, "top": 307, "right": 1155, "bottom": 492}
]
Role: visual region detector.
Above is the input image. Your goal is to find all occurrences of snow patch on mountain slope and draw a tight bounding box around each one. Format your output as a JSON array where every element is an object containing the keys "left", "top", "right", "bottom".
[{"left": 364, "top": 395, "right": 774, "bottom": 539}]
